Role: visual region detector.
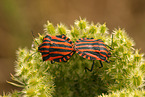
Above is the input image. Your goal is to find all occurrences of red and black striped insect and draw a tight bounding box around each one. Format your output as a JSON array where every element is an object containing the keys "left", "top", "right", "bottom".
[
  {"left": 74, "top": 38, "right": 112, "bottom": 71},
  {"left": 38, "top": 34, "right": 75, "bottom": 63}
]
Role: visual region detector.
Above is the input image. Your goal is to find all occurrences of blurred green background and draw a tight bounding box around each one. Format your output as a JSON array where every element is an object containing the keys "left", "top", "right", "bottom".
[{"left": 0, "top": 0, "right": 145, "bottom": 95}]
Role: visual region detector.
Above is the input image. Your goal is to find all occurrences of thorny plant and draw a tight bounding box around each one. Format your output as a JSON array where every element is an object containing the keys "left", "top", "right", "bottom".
[{"left": 2, "top": 18, "right": 145, "bottom": 97}]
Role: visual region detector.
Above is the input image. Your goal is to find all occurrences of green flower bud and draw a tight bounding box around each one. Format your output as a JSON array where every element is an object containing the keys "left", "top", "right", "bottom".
[
  {"left": 100, "top": 23, "right": 107, "bottom": 34},
  {"left": 140, "top": 63, "right": 145, "bottom": 73},
  {"left": 132, "top": 74, "right": 142, "bottom": 87},
  {"left": 75, "top": 18, "right": 87, "bottom": 30},
  {"left": 44, "top": 21, "right": 55, "bottom": 35},
  {"left": 88, "top": 24, "right": 97, "bottom": 34},
  {"left": 57, "top": 24, "right": 67, "bottom": 35}
]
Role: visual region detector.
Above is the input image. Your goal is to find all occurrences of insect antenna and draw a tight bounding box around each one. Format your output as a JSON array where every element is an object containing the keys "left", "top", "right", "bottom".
[
  {"left": 27, "top": 52, "right": 37, "bottom": 61},
  {"left": 109, "top": 33, "right": 121, "bottom": 60},
  {"left": 105, "top": 34, "right": 114, "bottom": 50},
  {"left": 111, "top": 33, "right": 114, "bottom": 49},
  {"left": 31, "top": 30, "right": 39, "bottom": 45},
  {"left": 27, "top": 31, "right": 40, "bottom": 61}
]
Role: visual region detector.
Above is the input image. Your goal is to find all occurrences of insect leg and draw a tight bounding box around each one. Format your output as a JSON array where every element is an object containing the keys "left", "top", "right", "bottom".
[
  {"left": 51, "top": 60, "right": 55, "bottom": 64},
  {"left": 106, "top": 60, "right": 110, "bottom": 63},
  {"left": 105, "top": 44, "right": 113, "bottom": 50},
  {"left": 85, "top": 60, "right": 94, "bottom": 72},
  {"left": 99, "top": 60, "right": 103, "bottom": 68}
]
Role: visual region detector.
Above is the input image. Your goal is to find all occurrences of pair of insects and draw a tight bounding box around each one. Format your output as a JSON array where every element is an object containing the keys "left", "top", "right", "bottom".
[{"left": 38, "top": 34, "right": 112, "bottom": 71}]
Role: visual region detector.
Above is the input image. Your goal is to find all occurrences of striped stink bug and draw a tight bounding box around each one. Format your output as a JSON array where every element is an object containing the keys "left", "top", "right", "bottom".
[
  {"left": 75, "top": 38, "right": 112, "bottom": 71},
  {"left": 38, "top": 34, "right": 75, "bottom": 63}
]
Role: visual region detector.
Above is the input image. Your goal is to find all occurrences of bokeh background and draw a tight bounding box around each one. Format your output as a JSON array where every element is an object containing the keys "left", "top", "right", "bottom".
[{"left": 0, "top": 0, "right": 145, "bottom": 95}]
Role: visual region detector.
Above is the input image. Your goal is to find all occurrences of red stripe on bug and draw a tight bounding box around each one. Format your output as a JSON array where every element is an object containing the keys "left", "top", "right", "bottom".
[
  {"left": 76, "top": 45, "right": 108, "bottom": 50},
  {"left": 52, "top": 36, "right": 66, "bottom": 42},
  {"left": 49, "top": 51, "right": 71, "bottom": 55},
  {"left": 62, "top": 35, "right": 65, "bottom": 38},
  {"left": 63, "top": 57, "right": 66, "bottom": 61},
  {"left": 42, "top": 54, "right": 49, "bottom": 57},
  {"left": 65, "top": 37, "right": 68, "bottom": 40},
  {"left": 84, "top": 52, "right": 105, "bottom": 61},
  {"left": 43, "top": 38, "right": 51, "bottom": 41},
  {"left": 70, "top": 52, "right": 74, "bottom": 55},
  {"left": 78, "top": 49, "right": 109, "bottom": 55},
  {"left": 48, "top": 56, "right": 63, "bottom": 60},
  {"left": 53, "top": 42, "right": 73, "bottom": 47},
  {"left": 67, "top": 56, "right": 70, "bottom": 59},
  {"left": 79, "top": 53, "right": 83, "bottom": 56},
  {"left": 39, "top": 50, "right": 49, "bottom": 52},
  {"left": 59, "top": 59, "right": 62, "bottom": 62},
  {"left": 83, "top": 55, "right": 86, "bottom": 58},
  {"left": 42, "top": 42, "right": 51, "bottom": 44},
  {"left": 68, "top": 40, "right": 71, "bottom": 43},
  {"left": 40, "top": 45, "right": 50, "bottom": 49},
  {"left": 50, "top": 46, "right": 73, "bottom": 50},
  {"left": 76, "top": 41, "right": 105, "bottom": 45}
]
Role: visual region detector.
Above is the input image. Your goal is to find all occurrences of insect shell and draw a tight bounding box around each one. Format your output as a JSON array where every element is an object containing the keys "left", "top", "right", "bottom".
[
  {"left": 74, "top": 38, "right": 111, "bottom": 71},
  {"left": 38, "top": 34, "right": 75, "bottom": 63}
]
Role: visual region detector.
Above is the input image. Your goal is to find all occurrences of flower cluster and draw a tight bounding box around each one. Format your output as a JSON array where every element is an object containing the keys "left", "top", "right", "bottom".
[{"left": 2, "top": 18, "right": 145, "bottom": 96}]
